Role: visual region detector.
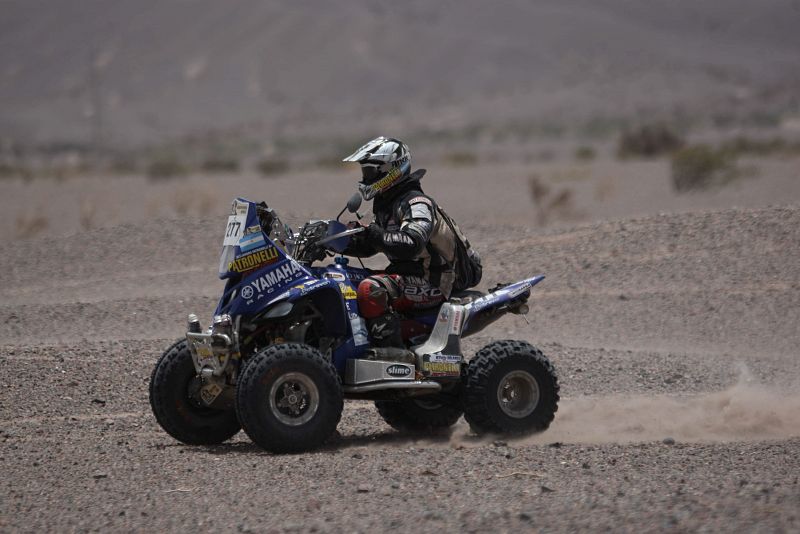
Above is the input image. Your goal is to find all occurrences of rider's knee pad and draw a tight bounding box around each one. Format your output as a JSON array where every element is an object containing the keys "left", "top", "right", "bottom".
[
  {"left": 357, "top": 275, "right": 401, "bottom": 319},
  {"left": 357, "top": 278, "right": 389, "bottom": 319}
]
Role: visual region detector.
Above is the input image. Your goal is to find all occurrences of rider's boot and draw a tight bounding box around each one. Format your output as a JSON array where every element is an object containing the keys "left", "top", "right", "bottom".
[{"left": 365, "top": 312, "right": 415, "bottom": 364}]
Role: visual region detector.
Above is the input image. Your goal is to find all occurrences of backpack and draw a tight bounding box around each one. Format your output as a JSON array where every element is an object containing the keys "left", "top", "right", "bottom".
[{"left": 435, "top": 204, "right": 483, "bottom": 291}]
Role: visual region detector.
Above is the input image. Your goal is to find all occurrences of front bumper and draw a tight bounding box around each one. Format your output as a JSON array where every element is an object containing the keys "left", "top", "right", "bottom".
[{"left": 186, "top": 331, "right": 234, "bottom": 376}]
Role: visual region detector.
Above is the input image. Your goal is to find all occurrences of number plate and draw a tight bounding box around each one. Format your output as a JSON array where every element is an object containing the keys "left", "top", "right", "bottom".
[{"left": 223, "top": 202, "right": 249, "bottom": 246}]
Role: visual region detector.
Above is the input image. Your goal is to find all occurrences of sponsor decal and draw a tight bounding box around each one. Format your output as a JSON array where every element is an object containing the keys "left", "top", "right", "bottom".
[
  {"left": 323, "top": 271, "right": 346, "bottom": 282},
  {"left": 241, "top": 285, "right": 254, "bottom": 300},
  {"left": 422, "top": 361, "right": 461, "bottom": 377},
  {"left": 247, "top": 262, "right": 304, "bottom": 296},
  {"left": 228, "top": 246, "right": 280, "bottom": 273},
  {"left": 347, "top": 270, "right": 367, "bottom": 282},
  {"left": 338, "top": 283, "right": 358, "bottom": 300},
  {"left": 438, "top": 306, "right": 450, "bottom": 323},
  {"left": 370, "top": 167, "right": 403, "bottom": 192},
  {"left": 295, "top": 280, "right": 328, "bottom": 295},
  {"left": 386, "top": 364, "right": 412, "bottom": 377},
  {"left": 407, "top": 196, "right": 432, "bottom": 206},
  {"left": 403, "top": 285, "right": 442, "bottom": 298},
  {"left": 508, "top": 283, "right": 531, "bottom": 299},
  {"left": 428, "top": 354, "right": 462, "bottom": 363},
  {"left": 449, "top": 308, "right": 463, "bottom": 335}
]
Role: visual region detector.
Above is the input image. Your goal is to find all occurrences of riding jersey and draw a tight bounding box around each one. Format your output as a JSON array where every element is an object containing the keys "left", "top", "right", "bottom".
[{"left": 345, "top": 170, "right": 462, "bottom": 298}]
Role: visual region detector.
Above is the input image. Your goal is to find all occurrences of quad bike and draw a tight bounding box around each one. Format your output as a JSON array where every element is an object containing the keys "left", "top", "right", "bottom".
[{"left": 149, "top": 194, "right": 559, "bottom": 453}]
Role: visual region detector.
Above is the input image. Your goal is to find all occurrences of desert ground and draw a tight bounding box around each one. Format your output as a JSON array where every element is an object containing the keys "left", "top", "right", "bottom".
[
  {"left": 1, "top": 156, "right": 799, "bottom": 532},
  {"left": 3, "top": 0, "right": 800, "bottom": 531}
]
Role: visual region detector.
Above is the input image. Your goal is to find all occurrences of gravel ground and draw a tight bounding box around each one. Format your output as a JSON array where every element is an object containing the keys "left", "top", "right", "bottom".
[{"left": 2, "top": 204, "right": 799, "bottom": 532}]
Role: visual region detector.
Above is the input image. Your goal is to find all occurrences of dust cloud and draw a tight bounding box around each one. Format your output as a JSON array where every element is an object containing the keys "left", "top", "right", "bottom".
[{"left": 453, "top": 369, "right": 800, "bottom": 446}]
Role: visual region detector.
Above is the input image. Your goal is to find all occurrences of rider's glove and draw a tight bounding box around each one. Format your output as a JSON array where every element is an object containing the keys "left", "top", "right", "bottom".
[{"left": 365, "top": 222, "right": 384, "bottom": 247}]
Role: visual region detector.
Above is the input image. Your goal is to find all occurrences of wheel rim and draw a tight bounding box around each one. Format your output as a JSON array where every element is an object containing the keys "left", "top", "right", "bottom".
[
  {"left": 186, "top": 375, "right": 215, "bottom": 414},
  {"left": 496, "top": 370, "right": 540, "bottom": 418},
  {"left": 268, "top": 372, "right": 320, "bottom": 426}
]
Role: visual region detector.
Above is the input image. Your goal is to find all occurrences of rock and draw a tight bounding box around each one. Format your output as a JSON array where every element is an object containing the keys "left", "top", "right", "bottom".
[
  {"left": 92, "top": 472, "right": 108, "bottom": 479},
  {"left": 356, "top": 484, "right": 372, "bottom": 493},
  {"left": 91, "top": 398, "right": 106, "bottom": 405},
  {"left": 518, "top": 512, "right": 533, "bottom": 521},
  {"left": 492, "top": 440, "right": 507, "bottom": 447},
  {"left": 422, "top": 510, "right": 443, "bottom": 520},
  {"left": 663, "top": 437, "right": 676, "bottom": 445},
  {"left": 351, "top": 453, "right": 363, "bottom": 459},
  {"left": 548, "top": 442, "right": 562, "bottom": 448},
  {"left": 541, "top": 485, "right": 555, "bottom": 493}
]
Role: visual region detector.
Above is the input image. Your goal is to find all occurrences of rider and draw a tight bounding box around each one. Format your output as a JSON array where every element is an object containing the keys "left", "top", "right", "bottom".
[{"left": 343, "top": 136, "right": 481, "bottom": 350}]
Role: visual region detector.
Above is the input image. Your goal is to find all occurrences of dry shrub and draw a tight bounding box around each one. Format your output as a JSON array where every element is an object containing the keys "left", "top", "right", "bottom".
[
  {"left": 257, "top": 158, "right": 289, "bottom": 177},
  {"left": 574, "top": 145, "right": 596, "bottom": 161},
  {"left": 442, "top": 151, "right": 478, "bottom": 167},
  {"left": 79, "top": 199, "right": 97, "bottom": 230},
  {"left": 617, "top": 123, "right": 684, "bottom": 159},
  {"left": 147, "top": 156, "right": 189, "bottom": 180},
  {"left": 201, "top": 157, "right": 240, "bottom": 173},
  {"left": 16, "top": 213, "right": 49, "bottom": 238},
  {"left": 671, "top": 144, "right": 736, "bottom": 192},
  {"left": 528, "top": 175, "right": 577, "bottom": 226},
  {"left": 719, "top": 136, "right": 800, "bottom": 158}
]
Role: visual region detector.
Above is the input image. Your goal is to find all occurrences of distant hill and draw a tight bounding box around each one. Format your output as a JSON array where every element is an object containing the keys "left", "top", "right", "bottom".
[{"left": 2, "top": 0, "right": 799, "bottom": 147}]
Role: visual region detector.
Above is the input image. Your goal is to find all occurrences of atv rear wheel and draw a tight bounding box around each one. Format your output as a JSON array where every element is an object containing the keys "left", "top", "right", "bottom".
[
  {"left": 463, "top": 340, "right": 559, "bottom": 435},
  {"left": 149, "top": 339, "right": 241, "bottom": 445},
  {"left": 236, "top": 343, "right": 343, "bottom": 453},
  {"left": 375, "top": 397, "right": 463, "bottom": 434}
]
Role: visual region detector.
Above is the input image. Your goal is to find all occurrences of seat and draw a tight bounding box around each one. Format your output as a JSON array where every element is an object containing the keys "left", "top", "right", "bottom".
[{"left": 449, "top": 289, "right": 485, "bottom": 303}]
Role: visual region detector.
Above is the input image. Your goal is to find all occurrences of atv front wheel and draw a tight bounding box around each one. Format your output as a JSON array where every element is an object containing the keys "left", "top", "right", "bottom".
[
  {"left": 149, "top": 339, "right": 241, "bottom": 445},
  {"left": 236, "top": 343, "right": 343, "bottom": 453},
  {"left": 375, "top": 397, "right": 463, "bottom": 434},
  {"left": 462, "top": 340, "right": 559, "bottom": 435}
]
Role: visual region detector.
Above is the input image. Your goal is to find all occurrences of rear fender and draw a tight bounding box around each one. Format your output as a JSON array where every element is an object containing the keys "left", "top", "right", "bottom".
[{"left": 461, "top": 275, "right": 544, "bottom": 337}]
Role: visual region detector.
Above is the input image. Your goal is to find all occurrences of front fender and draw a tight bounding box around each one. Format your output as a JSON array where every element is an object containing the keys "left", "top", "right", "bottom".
[{"left": 266, "top": 279, "right": 349, "bottom": 338}]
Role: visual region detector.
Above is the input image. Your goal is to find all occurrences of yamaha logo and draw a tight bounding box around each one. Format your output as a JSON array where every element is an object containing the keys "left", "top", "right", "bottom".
[{"left": 386, "top": 364, "right": 412, "bottom": 377}]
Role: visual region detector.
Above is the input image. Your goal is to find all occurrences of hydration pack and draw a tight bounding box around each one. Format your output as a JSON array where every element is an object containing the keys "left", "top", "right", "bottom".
[{"left": 435, "top": 204, "right": 483, "bottom": 292}]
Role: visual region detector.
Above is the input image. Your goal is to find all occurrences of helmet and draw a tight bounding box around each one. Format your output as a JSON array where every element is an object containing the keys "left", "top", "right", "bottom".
[{"left": 343, "top": 136, "right": 412, "bottom": 200}]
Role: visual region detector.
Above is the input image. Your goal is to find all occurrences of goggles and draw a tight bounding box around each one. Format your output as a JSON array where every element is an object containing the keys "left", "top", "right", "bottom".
[{"left": 360, "top": 162, "right": 386, "bottom": 185}]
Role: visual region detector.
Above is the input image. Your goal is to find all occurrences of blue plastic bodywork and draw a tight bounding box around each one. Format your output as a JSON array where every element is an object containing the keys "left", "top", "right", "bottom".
[{"left": 210, "top": 198, "right": 544, "bottom": 374}]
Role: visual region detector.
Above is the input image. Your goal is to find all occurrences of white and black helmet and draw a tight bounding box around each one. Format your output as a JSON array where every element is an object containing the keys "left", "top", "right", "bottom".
[{"left": 343, "top": 136, "right": 412, "bottom": 200}]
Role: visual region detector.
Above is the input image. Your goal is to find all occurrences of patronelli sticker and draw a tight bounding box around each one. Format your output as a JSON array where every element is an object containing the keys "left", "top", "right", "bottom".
[{"left": 228, "top": 246, "right": 280, "bottom": 273}]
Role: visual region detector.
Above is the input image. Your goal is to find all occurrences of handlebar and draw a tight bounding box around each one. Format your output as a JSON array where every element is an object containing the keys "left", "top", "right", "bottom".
[{"left": 316, "top": 226, "right": 364, "bottom": 246}]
